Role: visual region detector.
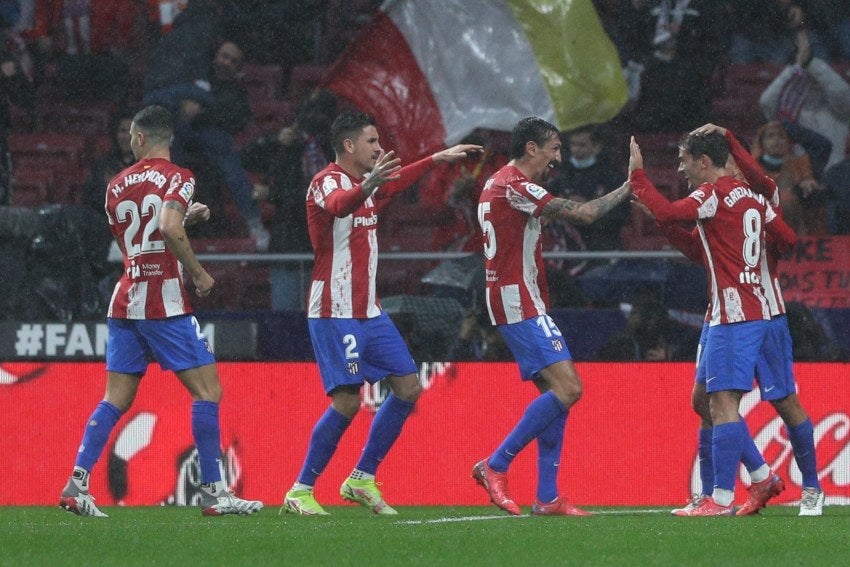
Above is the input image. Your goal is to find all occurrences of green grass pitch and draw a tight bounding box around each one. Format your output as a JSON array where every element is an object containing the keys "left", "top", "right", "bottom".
[{"left": 2, "top": 505, "right": 848, "bottom": 566}]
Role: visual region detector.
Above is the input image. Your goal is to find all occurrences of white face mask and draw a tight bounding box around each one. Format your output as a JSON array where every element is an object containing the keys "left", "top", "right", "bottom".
[
  {"left": 761, "top": 154, "right": 784, "bottom": 169},
  {"left": 570, "top": 155, "right": 597, "bottom": 169}
]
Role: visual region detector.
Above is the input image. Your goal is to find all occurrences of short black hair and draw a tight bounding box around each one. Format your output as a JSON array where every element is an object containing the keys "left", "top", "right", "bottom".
[
  {"left": 566, "top": 123, "right": 601, "bottom": 144},
  {"left": 330, "top": 111, "right": 376, "bottom": 154},
  {"left": 510, "top": 117, "right": 559, "bottom": 159},
  {"left": 679, "top": 131, "right": 729, "bottom": 168},
  {"left": 132, "top": 105, "right": 172, "bottom": 143}
]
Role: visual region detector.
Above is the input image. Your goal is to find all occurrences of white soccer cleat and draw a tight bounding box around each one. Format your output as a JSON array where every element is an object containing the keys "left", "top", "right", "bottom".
[
  {"left": 200, "top": 486, "right": 263, "bottom": 516},
  {"left": 59, "top": 493, "right": 108, "bottom": 518},
  {"left": 671, "top": 494, "right": 707, "bottom": 516},
  {"left": 799, "top": 488, "right": 825, "bottom": 516}
]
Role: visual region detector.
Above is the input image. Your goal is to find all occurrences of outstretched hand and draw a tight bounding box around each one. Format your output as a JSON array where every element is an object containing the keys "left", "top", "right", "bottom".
[
  {"left": 362, "top": 150, "right": 402, "bottom": 195},
  {"left": 628, "top": 136, "right": 644, "bottom": 174},
  {"left": 433, "top": 144, "right": 484, "bottom": 164}
]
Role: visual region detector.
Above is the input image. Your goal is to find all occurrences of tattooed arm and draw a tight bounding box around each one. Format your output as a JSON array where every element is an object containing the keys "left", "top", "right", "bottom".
[{"left": 540, "top": 180, "right": 632, "bottom": 225}]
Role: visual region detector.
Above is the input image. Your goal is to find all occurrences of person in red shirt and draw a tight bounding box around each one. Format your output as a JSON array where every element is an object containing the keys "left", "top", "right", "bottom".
[
  {"left": 629, "top": 130, "right": 797, "bottom": 516},
  {"left": 59, "top": 105, "right": 262, "bottom": 518},
  {"left": 283, "top": 111, "right": 481, "bottom": 516},
  {"left": 471, "top": 117, "right": 631, "bottom": 517}
]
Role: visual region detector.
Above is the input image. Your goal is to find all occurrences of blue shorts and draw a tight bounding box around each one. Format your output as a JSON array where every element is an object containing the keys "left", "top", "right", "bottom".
[
  {"left": 702, "top": 320, "right": 769, "bottom": 394},
  {"left": 308, "top": 312, "right": 417, "bottom": 394},
  {"left": 754, "top": 315, "right": 796, "bottom": 401},
  {"left": 497, "top": 314, "right": 572, "bottom": 381},
  {"left": 106, "top": 315, "right": 215, "bottom": 374}
]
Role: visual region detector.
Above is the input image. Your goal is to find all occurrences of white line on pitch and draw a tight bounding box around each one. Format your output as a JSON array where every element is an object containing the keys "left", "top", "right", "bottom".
[
  {"left": 395, "top": 514, "right": 526, "bottom": 525},
  {"left": 394, "top": 508, "right": 671, "bottom": 525}
]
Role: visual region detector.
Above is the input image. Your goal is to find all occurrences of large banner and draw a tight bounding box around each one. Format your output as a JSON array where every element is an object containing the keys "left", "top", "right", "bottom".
[
  {"left": 2, "top": 362, "right": 848, "bottom": 507},
  {"left": 779, "top": 236, "right": 850, "bottom": 308}
]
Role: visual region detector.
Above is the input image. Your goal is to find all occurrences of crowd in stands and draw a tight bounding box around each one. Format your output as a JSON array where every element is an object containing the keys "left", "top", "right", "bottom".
[{"left": 0, "top": 0, "right": 848, "bottom": 362}]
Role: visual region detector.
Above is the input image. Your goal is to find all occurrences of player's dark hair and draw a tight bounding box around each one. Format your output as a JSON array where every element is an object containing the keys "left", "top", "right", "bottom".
[
  {"left": 510, "top": 117, "right": 560, "bottom": 159},
  {"left": 679, "top": 131, "right": 729, "bottom": 168},
  {"left": 566, "top": 123, "right": 601, "bottom": 145},
  {"left": 132, "top": 105, "right": 173, "bottom": 144},
  {"left": 331, "top": 111, "right": 376, "bottom": 154}
]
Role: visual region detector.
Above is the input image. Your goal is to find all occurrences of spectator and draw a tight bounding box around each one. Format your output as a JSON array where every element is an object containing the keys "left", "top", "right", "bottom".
[
  {"left": 760, "top": 29, "right": 850, "bottom": 169},
  {"left": 592, "top": 0, "right": 654, "bottom": 103},
  {"left": 631, "top": 0, "right": 727, "bottom": 133},
  {"left": 751, "top": 121, "right": 829, "bottom": 235},
  {"left": 241, "top": 88, "right": 338, "bottom": 310},
  {"left": 81, "top": 113, "right": 135, "bottom": 213},
  {"left": 549, "top": 124, "right": 630, "bottom": 252},
  {"left": 821, "top": 156, "right": 850, "bottom": 234},
  {"left": 145, "top": 38, "right": 271, "bottom": 250},
  {"left": 62, "top": 0, "right": 90, "bottom": 56},
  {"left": 0, "top": 43, "right": 36, "bottom": 205},
  {"left": 727, "top": 0, "right": 831, "bottom": 64},
  {"left": 595, "top": 292, "right": 697, "bottom": 361},
  {"left": 418, "top": 129, "right": 507, "bottom": 252},
  {"left": 791, "top": 1, "right": 850, "bottom": 62},
  {"left": 785, "top": 301, "right": 848, "bottom": 361}
]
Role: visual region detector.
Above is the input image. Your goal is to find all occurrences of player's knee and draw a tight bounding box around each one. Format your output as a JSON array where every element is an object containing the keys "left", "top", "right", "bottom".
[
  {"left": 387, "top": 373, "right": 421, "bottom": 403},
  {"left": 196, "top": 382, "right": 222, "bottom": 403}
]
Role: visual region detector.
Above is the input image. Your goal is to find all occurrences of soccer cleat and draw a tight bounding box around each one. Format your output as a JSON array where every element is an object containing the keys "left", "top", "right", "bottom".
[
  {"left": 471, "top": 460, "right": 521, "bottom": 516},
  {"left": 531, "top": 497, "right": 591, "bottom": 516},
  {"left": 200, "top": 486, "right": 264, "bottom": 516},
  {"left": 59, "top": 472, "right": 108, "bottom": 518},
  {"left": 736, "top": 473, "right": 785, "bottom": 516},
  {"left": 59, "top": 493, "right": 108, "bottom": 518},
  {"left": 340, "top": 478, "right": 398, "bottom": 515},
  {"left": 283, "top": 488, "right": 329, "bottom": 516},
  {"left": 671, "top": 494, "right": 707, "bottom": 516},
  {"left": 674, "top": 497, "right": 735, "bottom": 517},
  {"left": 798, "top": 488, "right": 825, "bottom": 516}
]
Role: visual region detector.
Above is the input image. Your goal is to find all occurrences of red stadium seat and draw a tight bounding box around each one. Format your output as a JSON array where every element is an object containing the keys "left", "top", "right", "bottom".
[
  {"left": 9, "top": 132, "right": 89, "bottom": 171},
  {"left": 11, "top": 169, "right": 52, "bottom": 207}
]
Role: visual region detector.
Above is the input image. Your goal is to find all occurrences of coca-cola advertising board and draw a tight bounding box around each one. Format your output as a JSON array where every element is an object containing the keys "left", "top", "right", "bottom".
[{"left": 2, "top": 362, "right": 848, "bottom": 507}]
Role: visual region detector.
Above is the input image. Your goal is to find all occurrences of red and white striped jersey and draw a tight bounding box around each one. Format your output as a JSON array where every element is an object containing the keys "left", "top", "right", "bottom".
[
  {"left": 725, "top": 130, "right": 788, "bottom": 317},
  {"left": 478, "top": 164, "right": 555, "bottom": 325},
  {"left": 106, "top": 158, "right": 196, "bottom": 319},
  {"left": 632, "top": 170, "right": 797, "bottom": 326},
  {"left": 306, "top": 158, "right": 435, "bottom": 319}
]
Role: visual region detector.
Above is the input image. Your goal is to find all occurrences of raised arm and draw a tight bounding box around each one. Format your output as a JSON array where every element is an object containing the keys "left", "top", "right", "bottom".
[
  {"left": 628, "top": 137, "right": 700, "bottom": 223},
  {"left": 374, "top": 144, "right": 483, "bottom": 203},
  {"left": 540, "top": 180, "right": 631, "bottom": 225}
]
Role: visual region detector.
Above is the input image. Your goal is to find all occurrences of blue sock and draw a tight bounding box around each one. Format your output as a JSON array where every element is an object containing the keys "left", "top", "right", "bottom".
[
  {"left": 739, "top": 418, "right": 766, "bottom": 473},
  {"left": 697, "top": 427, "right": 713, "bottom": 495},
  {"left": 536, "top": 412, "right": 567, "bottom": 503},
  {"left": 787, "top": 419, "right": 820, "bottom": 490},
  {"left": 356, "top": 394, "right": 415, "bottom": 475},
  {"left": 191, "top": 401, "right": 222, "bottom": 484},
  {"left": 489, "top": 391, "right": 567, "bottom": 473},
  {"left": 297, "top": 406, "right": 351, "bottom": 486},
  {"left": 712, "top": 422, "right": 743, "bottom": 492},
  {"left": 75, "top": 401, "right": 122, "bottom": 471}
]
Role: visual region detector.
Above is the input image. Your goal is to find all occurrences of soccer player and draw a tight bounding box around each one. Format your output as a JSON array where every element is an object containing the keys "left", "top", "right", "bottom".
[
  {"left": 629, "top": 131, "right": 797, "bottom": 516},
  {"left": 663, "top": 124, "right": 824, "bottom": 517},
  {"left": 58, "top": 105, "right": 263, "bottom": 518},
  {"left": 471, "top": 117, "right": 631, "bottom": 516},
  {"left": 282, "top": 111, "right": 481, "bottom": 516}
]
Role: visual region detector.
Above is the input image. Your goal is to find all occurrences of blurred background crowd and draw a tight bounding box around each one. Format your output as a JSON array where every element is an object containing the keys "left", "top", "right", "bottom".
[{"left": 0, "top": 0, "right": 848, "bottom": 363}]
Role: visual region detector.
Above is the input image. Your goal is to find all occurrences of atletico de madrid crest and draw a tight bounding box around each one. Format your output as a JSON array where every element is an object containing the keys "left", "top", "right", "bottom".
[
  {"left": 551, "top": 339, "right": 563, "bottom": 352},
  {"left": 347, "top": 361, "right": 360, "bottom": 375}
]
